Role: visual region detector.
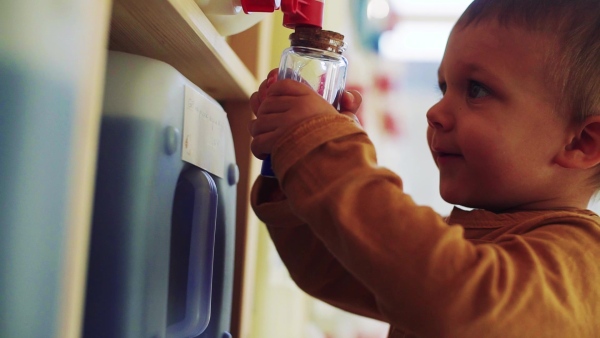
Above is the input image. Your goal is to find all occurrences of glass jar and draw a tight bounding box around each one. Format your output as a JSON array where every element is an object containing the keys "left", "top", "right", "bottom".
[
  {"left": 278, "top": 26, "right": 348, "bottom": 108},
  {"left": 261, "top": 26, "right": 348, "bottom": 177}
]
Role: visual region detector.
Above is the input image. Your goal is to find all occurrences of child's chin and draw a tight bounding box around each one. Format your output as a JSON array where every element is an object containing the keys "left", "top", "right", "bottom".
[
  {"left": 440, "top": 193, "right": 479, "bottom": 210},
  {"left": 440, "top": 188, "right": 466, "bottom": 205}
]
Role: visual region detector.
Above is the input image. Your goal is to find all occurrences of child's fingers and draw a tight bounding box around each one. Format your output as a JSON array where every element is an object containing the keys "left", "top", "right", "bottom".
[
  {"left": 249, "top": 115, "right": 285, "bottom": 159},
  {"left": 250, "top": 131, "right": 277, "bottom": 159},
  {"left": 256, "top": 69, "right": 280, "bottom": 100},
  {"left": 267, "top": 68, "right": 278, "bottom": 84},
  {"left": 339, "top": 90, "right": 362, "bottom": 114},
  {"left": 250, "top": 91, "right": 261, "bottom": 114},
  {"left": 267, "top": 68, "right": 278, "bottom": 79},
  {"left": 248, "top": 114, "right": 280, "bottom": 137},
  {"left": 250, "top": 70, "right": 280, "bottom": 114},
  {"left": 266, "top": 79, "right": 315, "bottom": 97},
  {"left": 338, "top": 90, "right": 363, "bottom": 126}
]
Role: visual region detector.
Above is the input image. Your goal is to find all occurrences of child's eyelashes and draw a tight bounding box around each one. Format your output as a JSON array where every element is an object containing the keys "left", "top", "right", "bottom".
[
  {"left": 437, "top": 81, "right": 447, "bottom": 95},
  {"left": 435, "top": 80, "right": 490, "bottom": 99},
  {"left": 468, "top": 80, "right": 490, "bottom": 99}
]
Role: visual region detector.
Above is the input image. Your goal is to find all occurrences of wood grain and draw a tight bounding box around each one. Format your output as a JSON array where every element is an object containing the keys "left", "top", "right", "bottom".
[{"left": 109, "top": 0, "right": 258, "bottom": 100}]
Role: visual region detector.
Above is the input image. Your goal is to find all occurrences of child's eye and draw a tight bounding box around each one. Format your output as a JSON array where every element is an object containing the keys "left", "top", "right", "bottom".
[
  {"left": 468, "top": 81, "right": 489, "bottom": 99},
  {"left": 438, "top": 81, "right": 447, "bottom": 95}
]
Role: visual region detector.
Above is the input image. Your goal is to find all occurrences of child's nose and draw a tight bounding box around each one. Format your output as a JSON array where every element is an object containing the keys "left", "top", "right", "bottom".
[{"left": 426, "top": 100, "right": 454, "bottom": 131}]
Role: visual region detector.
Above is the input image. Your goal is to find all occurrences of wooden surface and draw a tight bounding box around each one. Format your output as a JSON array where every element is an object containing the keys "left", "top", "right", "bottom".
[
  {"left": 58, "top": 2, "right": 114, "bottom": 338},
  {"left": 226, "top": 18, "right": 276, "bottom": 338},
  {"left": 109, "top": 0, "right": 258, "bottom": 100},
  {"left": 224, "top": 100, "right": 256, "bottom": 338}
]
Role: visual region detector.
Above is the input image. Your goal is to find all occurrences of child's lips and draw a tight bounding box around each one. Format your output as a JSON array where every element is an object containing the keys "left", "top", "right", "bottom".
[
  {"left": 432, "top": 149, "right": 463, "bottom": 164},
  {"left": 437, "top": 151, "right": 461, "bottom": 157}
]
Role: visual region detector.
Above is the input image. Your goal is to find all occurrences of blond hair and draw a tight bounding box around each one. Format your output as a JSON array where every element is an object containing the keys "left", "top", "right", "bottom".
[{"left": 457, "top": 0, "right": 600, "bottom": 123}]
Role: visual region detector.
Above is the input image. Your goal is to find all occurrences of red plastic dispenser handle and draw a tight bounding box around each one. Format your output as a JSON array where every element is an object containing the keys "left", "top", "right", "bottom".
[
  {"left": 240, "top": 0, "right": 323, "bottom": 29},
  {"left": 281, "top": 0, "right": 323, "bottom": 28},
  {"left": 240, "top": 0, "right": 279, "bottom": 13}
]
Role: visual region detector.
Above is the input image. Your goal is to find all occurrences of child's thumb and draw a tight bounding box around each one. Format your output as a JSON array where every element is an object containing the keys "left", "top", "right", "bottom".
[{"left": 340, "top": 90, "right": 362, "bottom": 115}]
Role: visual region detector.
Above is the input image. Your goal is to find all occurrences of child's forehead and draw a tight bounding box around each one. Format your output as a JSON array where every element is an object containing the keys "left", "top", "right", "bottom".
[
  {"left": 447, "top": 19, "right": 560, "bottom": 61},
  {"left": 454, "top": 18, "right": 555, "bottom": 42}
]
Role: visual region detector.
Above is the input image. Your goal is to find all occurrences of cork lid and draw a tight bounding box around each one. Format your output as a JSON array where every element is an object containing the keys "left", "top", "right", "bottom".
[{"left": 289, "top": 26, "right": 347, "bottom": 54}]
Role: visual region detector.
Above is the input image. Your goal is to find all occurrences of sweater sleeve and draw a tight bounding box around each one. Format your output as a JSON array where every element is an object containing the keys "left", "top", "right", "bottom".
[
  {"left": 251, "top": 175, "right": 385, "bottom": 320},
  {"left": 269, "top": 114, "right": 600, "bottom": 337}
]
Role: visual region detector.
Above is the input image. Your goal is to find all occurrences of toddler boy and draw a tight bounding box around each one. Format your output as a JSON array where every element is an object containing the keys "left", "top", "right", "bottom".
[{"left": 248, "top": 0, "right": 600, "bottom": 336}]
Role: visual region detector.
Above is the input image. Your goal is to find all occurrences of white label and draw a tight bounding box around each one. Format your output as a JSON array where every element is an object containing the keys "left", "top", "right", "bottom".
[{"left": 182, "top": 85, "right": 226, "bottom": 177}]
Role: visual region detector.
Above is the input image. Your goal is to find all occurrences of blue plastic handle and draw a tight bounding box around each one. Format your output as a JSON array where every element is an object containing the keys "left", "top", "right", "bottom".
[
  {"left": 167, "top": 169, "right": 218, "bottom": 338},
  {"left": 260, "top": 155, "right": 275, "bottom": 177}
]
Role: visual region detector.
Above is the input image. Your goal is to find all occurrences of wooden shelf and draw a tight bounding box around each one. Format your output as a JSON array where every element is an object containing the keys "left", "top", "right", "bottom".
[{"left": 109, "top": 0, "right": 258, "bottom": 100}]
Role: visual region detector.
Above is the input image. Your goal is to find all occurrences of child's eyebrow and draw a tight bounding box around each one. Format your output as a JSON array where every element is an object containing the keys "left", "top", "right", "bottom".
[{"left": 439, "top": 61, "right": 506, "bottom": 88}]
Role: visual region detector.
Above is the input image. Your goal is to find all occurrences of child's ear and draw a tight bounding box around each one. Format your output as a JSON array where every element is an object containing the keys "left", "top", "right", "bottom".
[{"left": 555, "top": 115, "right": 600, "bottom": 169}]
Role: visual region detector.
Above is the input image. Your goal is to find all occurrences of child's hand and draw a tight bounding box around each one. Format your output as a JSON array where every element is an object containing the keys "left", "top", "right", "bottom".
[
  {"left": 339, "top": 89, "right": 363, "bottom": 126},
  {"left": 248, "top": 69, "right": 362, "bottom": 160}
]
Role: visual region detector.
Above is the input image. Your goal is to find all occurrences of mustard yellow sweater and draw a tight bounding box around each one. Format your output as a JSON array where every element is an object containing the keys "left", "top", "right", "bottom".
[{"left": 251, "top": 114, "right": 600, "bottom": 337}]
